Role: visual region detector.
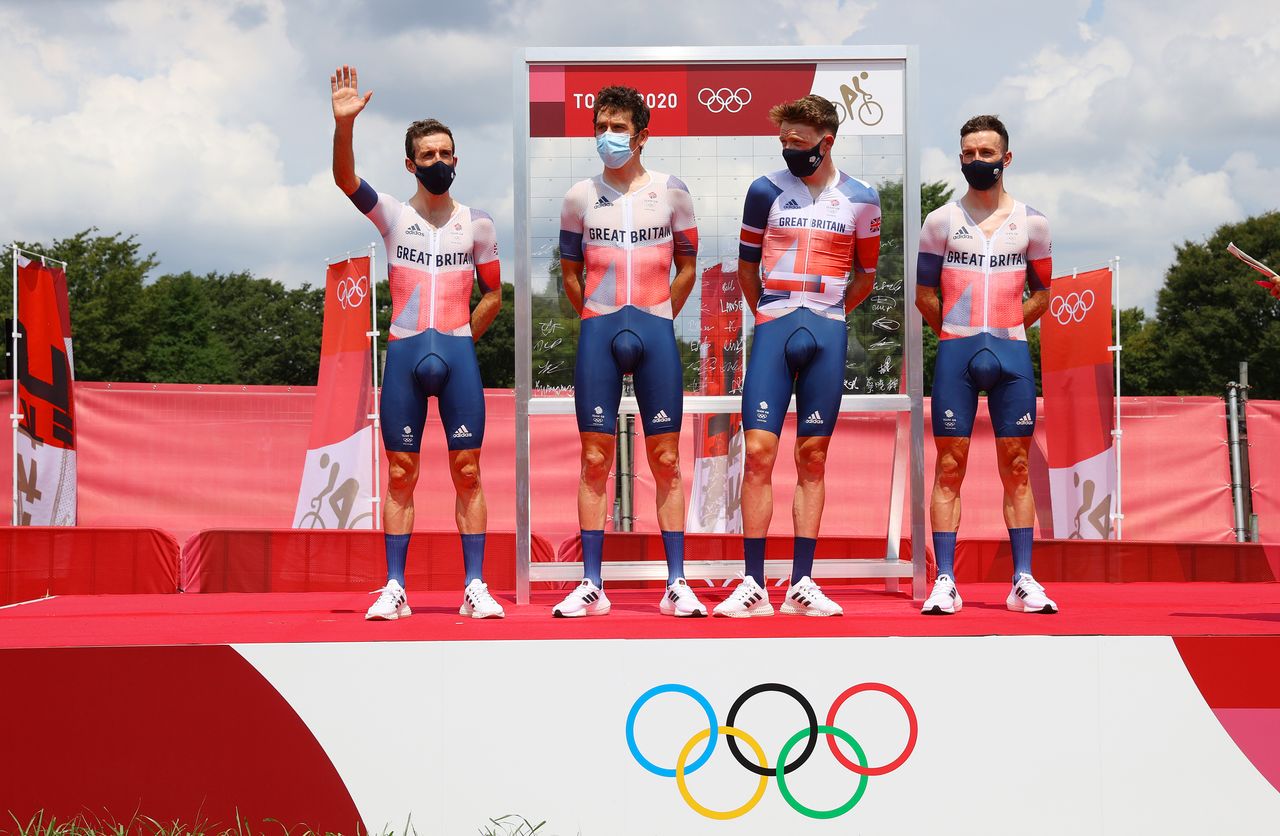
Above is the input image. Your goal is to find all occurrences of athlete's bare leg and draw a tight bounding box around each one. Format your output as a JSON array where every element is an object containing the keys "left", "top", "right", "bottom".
[
  {"left": 384, "top": 451, "right": 420, "bottom": 535},
  {"left": 793, "top": 435, "right": 831, "bottom": 539},
  {"left": 929, "top": 436, "right": 971, "bottom": 532},
  {"left": 577, "top": 431, "right": 616, "bottom": 530},
  {"left": 448, "top": 448, "right": 487, "bottom": 535},
  {"left": 995, "top": 436, "right": 1035, "bottom": 529},
  {"left": 742, "top": 429, "right": 780, "bottom": 537},
  {"left": 645, "top": 433, "right": 685, "bottom": 532}
]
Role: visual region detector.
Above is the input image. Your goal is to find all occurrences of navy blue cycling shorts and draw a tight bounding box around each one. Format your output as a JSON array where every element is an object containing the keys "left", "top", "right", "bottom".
[
  {"left": 574, "top": 307, "right": 683, "bottom": 437},
  {"left": 741, "top": 308, "right": 847, "bottom": 438},
  {"left": 381, "top": 328, "right": 485, "bottom": 452},
  {"left": 932, "top": 333, "right": 1036, "bottom": 438}
]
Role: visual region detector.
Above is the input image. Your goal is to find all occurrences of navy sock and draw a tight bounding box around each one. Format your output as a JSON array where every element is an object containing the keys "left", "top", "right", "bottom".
[
  {"left": 791, "top": 537, "right": 817, "bottom": 585},
  {"left": 744, "top": 537, "right": 766, "bottom": 587},
  {"left": 384, "top": 532, "right": 411, "bottom": 587},
  {"left": 933, "top": 531, "right": 957, "bottom": 578},
  {"left": 581, "top": 529, "right": 605, "bottom": 587},
  {"left": 1009, "top": 527, "right": 1034, "bottom": 582},
  {"left": 461, "top": 533, "right": 485, "bottom": 586},
  {"left": 661, "top": 530, "right": 685, "bottom": 585}
]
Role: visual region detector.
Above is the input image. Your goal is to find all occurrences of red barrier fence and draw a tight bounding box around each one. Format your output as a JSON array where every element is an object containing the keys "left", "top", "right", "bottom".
[
  {"left": 0, "top": 383, "right": 1265, "bottom": 548},
  {"left": 0, "top": 527, "right": 179, "bottom": 605}
]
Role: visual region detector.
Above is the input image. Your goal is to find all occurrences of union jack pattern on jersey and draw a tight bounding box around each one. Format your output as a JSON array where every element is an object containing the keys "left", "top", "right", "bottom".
[
  {"left": 738, "top": 169, "right": 881, "bottom": 324},
  {"left": 559, "top": 171, "right": 698, "bottom": 321},
  {"left": 349, "top": 179, "right": 500, "bottom": 340},
  {"left": 917, "top": 201, "right": 1052, "bottom": 341}
]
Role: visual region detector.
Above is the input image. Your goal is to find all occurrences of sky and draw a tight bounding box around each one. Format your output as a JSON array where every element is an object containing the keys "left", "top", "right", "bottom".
[{"left": 2, "top": 0, "right": 1278, "bottom": 312}]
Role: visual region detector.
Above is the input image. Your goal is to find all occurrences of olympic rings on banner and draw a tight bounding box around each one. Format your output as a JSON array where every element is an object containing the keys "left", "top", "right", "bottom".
[
  {"left": 1049, "top": 289, "right": 1095, "bottom": 325},
  {"left": 698, "top": 87, "right": 752, "bottom": 113},
  {"left": 336, "top": 274, "right": 369, "bottom": 310},
  {"left": 626, "top": 683, "right": 718, "bottom": 778},
  {"left": 777, "top": 725, "right": 869, "bottom": 819},
  {"left": 676, "top": 726, "right": 769, "bottom": 820},
  {"left": 626, "top": 681, "right": 916, "bottom": 820},
  {"left": 824, "top": 682, "right": 918, "bottom": 776},
  {"left": 726, "top": 683, "right": 817, "bottom": 776}
]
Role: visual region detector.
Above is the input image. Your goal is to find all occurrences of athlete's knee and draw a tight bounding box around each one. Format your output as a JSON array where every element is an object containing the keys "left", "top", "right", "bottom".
[
  {"left": 648, "top": 443, "right": 681, "bottom": 482},
  {"left": 795, "top": 443, "right": 827, "bottom": 483},
  {"left": 998, "top": 441, "right": 1031, "bottom": 485},
  {"left": 387, "top": 455, "right": 419, "bottom": 495},
  {"left": 450, "top": 455, "right": 482, "bottom": 493},
  {"left": 581, "top": 444, "right": 612, "bottom": 484},
  {"left": 744, "top": 434, "right": 778, "bottom": 478},
  {"left": 935, "top": 449, "right": 968, "bottom": 493}
]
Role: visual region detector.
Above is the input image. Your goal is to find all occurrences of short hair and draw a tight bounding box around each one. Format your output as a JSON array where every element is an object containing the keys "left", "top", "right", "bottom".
[
  {"left": 404, "top": 119, "right": 455, "bottom": 159},
  {"left": 768, "top": 94, "right": 839, "bottom": 136},
  {"left": 960, "top": 114, "right": 1009, "bottom": 151},
  {"left": 592, "top": 85, "right": 650, "bottom": 133}
]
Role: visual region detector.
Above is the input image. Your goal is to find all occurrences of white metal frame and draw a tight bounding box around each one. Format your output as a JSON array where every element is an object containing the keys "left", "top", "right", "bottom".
[
  {"left": 10, "top": 244, "right": 70, "bottom": 526},
  {"left": 512, "top": 47, "right": 925, "bottom": 603}
]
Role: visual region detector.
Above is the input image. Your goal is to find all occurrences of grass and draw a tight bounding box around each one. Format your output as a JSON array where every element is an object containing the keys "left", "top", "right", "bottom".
[{"left": 6, "top": 812, "right": 559, "bottom": 836}]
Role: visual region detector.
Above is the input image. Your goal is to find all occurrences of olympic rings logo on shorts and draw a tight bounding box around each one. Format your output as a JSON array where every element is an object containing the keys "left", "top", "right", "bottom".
[
  {"left": 625, "top": 681, "right": 917, "bottom": 820},
  {"left": 698, "top": 87, "right": 752, "bottom": 113},
  {"left": 1049, "top": 289, "right": 1094, "bottom": 325},
  {"left": 336, "top": 275, "right": 369, "bottom": 310}
]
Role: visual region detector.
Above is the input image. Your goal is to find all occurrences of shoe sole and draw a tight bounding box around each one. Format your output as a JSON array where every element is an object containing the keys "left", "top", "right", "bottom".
[
  {"left": 1007, "top": 601, "right": 1058, "bottom": 614},
  {"left": 553, "top": 604, "right": 611, "bottom": 618},
  {"left": 459, "top": 606, "right": 505, "bottom": 619},
  {"left": 365, "top": 607, "right": 412, "bottom": 621},
  {"left": 780, "top": 603, "right": 842, "bottom": 617},
  {"left": 921, "top": 601, "right": 961, "bottom": 615},
  {"left": 712, "top": 606, "right": 775, "bottom": 618},
  {"left": 660, "top": 603, "right": 708, "bottom": 617}
]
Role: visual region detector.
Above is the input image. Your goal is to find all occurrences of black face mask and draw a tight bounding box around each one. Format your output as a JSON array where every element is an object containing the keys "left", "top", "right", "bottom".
[
  {"left": 782, "top": 138, "right": 828, "bottom": 178},
  {"left": 414, "top": 160, "right": 455, "bottom": 195},
  {"left": 961, "top": 158, "right": 1003, "bottom": 191}
]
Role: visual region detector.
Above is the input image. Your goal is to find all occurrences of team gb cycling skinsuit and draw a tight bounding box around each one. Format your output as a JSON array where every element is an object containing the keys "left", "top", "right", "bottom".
[
  {"left": 738, "top": 168, "right": 881, "bottom": 438},
  {"left": 349, "top": 179, "right": 500, "bottom": 452},
  {"left": 560, "top": 171, "right": 697, "bottom": 437},
  {"left": 917, "top": 200, "right": 1052, "bottom": 438}
]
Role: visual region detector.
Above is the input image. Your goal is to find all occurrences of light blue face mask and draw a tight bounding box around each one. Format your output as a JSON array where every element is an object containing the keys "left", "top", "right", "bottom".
[{"left": 596, "top": 130, "right": 635, "bottom": 168}]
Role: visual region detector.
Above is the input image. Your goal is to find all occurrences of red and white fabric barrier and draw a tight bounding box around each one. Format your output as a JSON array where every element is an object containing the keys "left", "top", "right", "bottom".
[
  {"left": 13, "top": 255, "right": 76, "bottom": 525},
  {"left": 293, "top": 257, "right": 376, "bottom": 530},
  {"left": 1041, "top": 267, "right": 1115, "bottom": 539}
]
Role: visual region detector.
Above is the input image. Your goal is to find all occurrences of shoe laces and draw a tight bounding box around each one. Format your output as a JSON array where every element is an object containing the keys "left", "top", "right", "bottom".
[
  {"left": 1016, "top": 573, "right": 1044, "bottom": 594},
  {"left": 370, "top": 583, "right": 402, "bottom": 607},
  {"left": 468, "top": 581, "right": 498, "bottom": 609},
  {"left": 932, "top": 575, "right": 955, "bottom": 594},
  {"left": 726, "top": 575, "right": 761, "bottom": 605},
  {"left": 668, "top": 580, "right": 699, "bottom": 604},
  {"left": 795, "top": 579, "right": 833, "bottom": 605}
]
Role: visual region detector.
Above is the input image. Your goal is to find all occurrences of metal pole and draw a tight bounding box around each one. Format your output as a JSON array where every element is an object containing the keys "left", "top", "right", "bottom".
[
  {"left": 1227, "top": 382, "right": 1247, "bottom": 542},
  {"left": 368, "top": 243, "right": 382, "bottom": 530},
  {"left": 616, "top": 378, "right": 635, "bottom": 531},
  {"left": 1111, "top": 256, "right": 1124, "bottom": 539},
  {"left": 11, "top": 243, "right": 19, "bottom": 526},
  {"left": 1238, "top": 361, "right": 1253, "bottom": 541},
  {"left": 513, "top": 51, "right": 533, "bottom": 605},
  {"left": 904, "top": 45, "right": 927, "bottom": 600}
]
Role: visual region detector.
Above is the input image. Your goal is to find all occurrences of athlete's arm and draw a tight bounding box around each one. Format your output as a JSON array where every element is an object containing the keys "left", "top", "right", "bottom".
[
  {"left": 737, "top": 178, "right": 773, "bottom": 315},
  {"left": 559, "top": 184, "right": 587, "bottom": 316},
  {"left": 845, "top": 192, "right": 882, "bottom": 314},
  {"left": 914, "top": 207, "right": 948, "bottom": 336},
  {"left": 471, "top": 209, "right": 503, "bottom": 339},
  {"left": 1024, "top": 208, "right": 1054, "bottom": 328},
  {"left": 668, "top": 177, "right": 699, "bottom": 315},
  {"left": 331, "top": 65, "right": 373, "bottom": 196}
]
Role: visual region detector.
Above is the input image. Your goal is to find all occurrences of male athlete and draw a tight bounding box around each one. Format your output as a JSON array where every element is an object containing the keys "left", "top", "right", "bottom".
[
  {"left": 915, "top": 114, "right": 1058, "bottom": 615},
  {"left": 330, "top": 65, "right": 505, "bottom": 620},
  {"left": 554, "top": 85, "right": 705, "bottom": 617},
  {"left": 714, "top": 95, "right": 881, "bottom": 618}
]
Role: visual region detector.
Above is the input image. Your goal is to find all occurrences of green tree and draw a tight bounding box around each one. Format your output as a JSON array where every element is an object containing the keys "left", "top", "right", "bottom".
[
  {"left": 2, "top": 229, "right": 154, "bottom": 381},
  {"left": 1145, "top": 211, "right": 1280, "bottom": 398}
]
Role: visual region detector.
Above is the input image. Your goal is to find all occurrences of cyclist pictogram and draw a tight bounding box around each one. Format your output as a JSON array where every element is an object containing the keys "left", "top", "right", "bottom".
[{"left": 836, "top": 72, "right": 883, "bottom": 127}]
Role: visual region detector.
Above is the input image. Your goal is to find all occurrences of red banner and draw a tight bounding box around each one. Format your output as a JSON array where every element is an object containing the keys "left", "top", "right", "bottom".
[
  {"left": 293, "top": 258, "right": 376, "bottom": 530},
  {"left": 14, "top": 255, "right": 77, "bottom": 525},
  {"left": 1041, "top": 268, "right": 1116, "bottom": 539}
]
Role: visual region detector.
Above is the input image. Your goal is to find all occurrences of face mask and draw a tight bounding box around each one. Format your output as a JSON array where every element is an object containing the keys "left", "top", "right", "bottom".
[
  {"left": 596, "top": 130, "right": 635, "bottom": 168},
  {"left": 961, "top": 158, "right": 1003, "bottom": 191},
  {"left": 782, "top": 137, "right": 828, "bottom": 178},
  {"left": 414, "top": 160, "right": 455, "bottom": 195}
]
